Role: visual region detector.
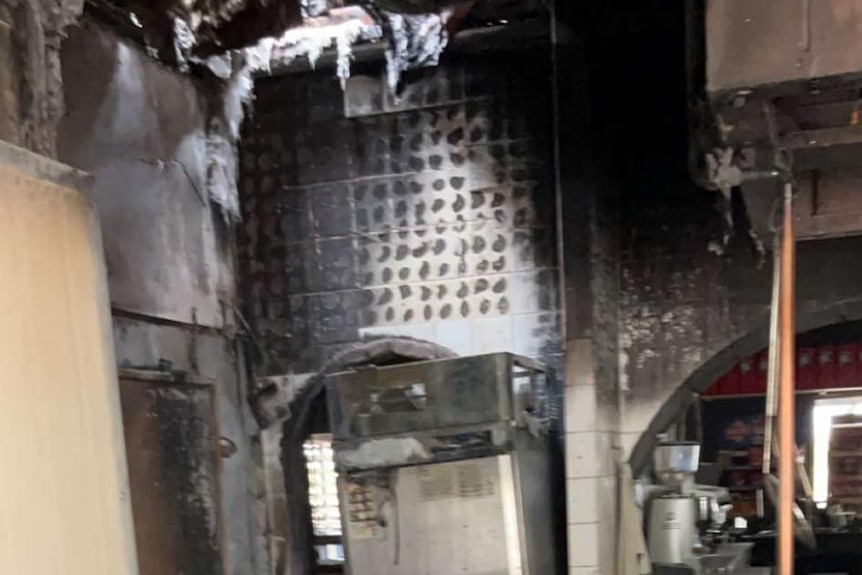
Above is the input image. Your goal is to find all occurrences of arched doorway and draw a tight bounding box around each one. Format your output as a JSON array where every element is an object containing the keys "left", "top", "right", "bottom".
[
  {"left": 277, "top": 337, "right": 456, "bottom": 575},
  {"left": 629, "top": 299, "right": 862, "bottom": 478}
]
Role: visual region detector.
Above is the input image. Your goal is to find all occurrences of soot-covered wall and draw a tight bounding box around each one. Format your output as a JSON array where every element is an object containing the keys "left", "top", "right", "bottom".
[
  {"left": 584, "top": 0, "right": 862, "bottom": 474},
  {"left": 621, "top": 188, "right": 862, "bottom": 473},
  {"left": 58, "top": 20, "right": 264, "bottom": 574},
  {"left": 238, "top": 50, "right": 562, "bottom": 380}
]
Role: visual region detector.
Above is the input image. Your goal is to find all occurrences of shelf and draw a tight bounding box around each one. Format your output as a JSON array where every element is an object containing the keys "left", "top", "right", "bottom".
[
  {"left": 831, "top": 450, "right": 862, "bottom": 457},
  {"left": 828, "top": 474, "right": 862, "bottom": 481},
  {"left": 702, "top": 387, "right": 862, "bottom": 401},
  {"left": 719, "top": 450, "right": 751, "bottom": 457}
]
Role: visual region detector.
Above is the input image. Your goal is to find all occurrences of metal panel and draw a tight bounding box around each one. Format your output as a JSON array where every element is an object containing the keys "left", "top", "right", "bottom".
[
  {"left": 341, "top": 456, "right": 519, "bottom": 575},
  {"left": 741, "top": 172, "right": 862, "bottom": 244},
  {"left": 513, "top": 429, "right": 560, "bottom": 575},
  {"left": 708, "top": 0, "right": 862, "bottom": 92},
  {"left": 119, "top": 372, "right": 224, "bottom": 575},
  {"left": 326, "top": 353, "right": 514, "bottom": 441},
  {"left": 0, "top": 142, "right": 138, "bottom": 575},
  {"left": 58, "top": 23, "right": 232, "bottom": 328}
]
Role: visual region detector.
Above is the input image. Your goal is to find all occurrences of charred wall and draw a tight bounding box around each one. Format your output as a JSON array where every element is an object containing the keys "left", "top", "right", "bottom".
[
  {"left": 239, "top": 51, "right": 562, "bottom": 378},
  {"left": 0, "top": 0, "right": 85, "bottom": 156},
  {"left": 57, "top": 20, "right": 265, "bottom": 575},
  {"left": 620, "top": 187, "right": 862, "bottom": 473},
  {"left": 584, "top": 0, "right": 862, "bottom": 474}
]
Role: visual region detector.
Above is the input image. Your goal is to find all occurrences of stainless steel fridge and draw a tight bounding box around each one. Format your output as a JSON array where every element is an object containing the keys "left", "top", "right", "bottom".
[{"left": 325, "top": 353, "right": 561, "bottom": 575}]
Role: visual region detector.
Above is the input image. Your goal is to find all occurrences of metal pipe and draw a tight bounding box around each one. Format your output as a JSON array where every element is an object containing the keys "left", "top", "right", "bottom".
[
  {"left": 763, "top": 233, "right": 782, "bottom": 476},
  {"left": 779, "top": 183, "right": 796, "bottom": 575}
]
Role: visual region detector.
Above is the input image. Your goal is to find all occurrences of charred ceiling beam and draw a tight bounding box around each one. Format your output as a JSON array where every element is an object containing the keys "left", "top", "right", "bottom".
[
  {"left": 262, "top": 16, "right": 549, "bottom": 77},
  {"left": 85, "top": 0, "right": 304, "bottom": 64},
  {"left": 83, "top": 0, "right": 543, "bottom": 66},
  {"left": 81, "top": 0, "right": 545, "bottom": 98}
]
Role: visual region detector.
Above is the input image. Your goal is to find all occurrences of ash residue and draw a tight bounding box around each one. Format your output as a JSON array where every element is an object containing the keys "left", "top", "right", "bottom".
[
  {"left": 5, "top": 0, "right": 86, "bottom": 157},
  {"left": 153, "top": 385, "right": 223, "bottom": 574}
]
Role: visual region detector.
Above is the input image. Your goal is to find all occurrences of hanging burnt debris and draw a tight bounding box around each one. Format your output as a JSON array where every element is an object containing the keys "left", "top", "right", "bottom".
[{"left": 80, "top": 0, "right": 547, "bottom": 87}]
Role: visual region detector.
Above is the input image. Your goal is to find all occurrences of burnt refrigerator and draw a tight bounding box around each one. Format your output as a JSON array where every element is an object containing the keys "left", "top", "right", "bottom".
[{"left": 325, "top": 353, "right": 562, "bottom": 575}]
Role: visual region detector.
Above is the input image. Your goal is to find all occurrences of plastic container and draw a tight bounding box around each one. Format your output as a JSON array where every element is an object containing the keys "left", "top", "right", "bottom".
[
  {"left": 818, "top": 345, "right": 837, "bottom": 389},
  {"left": 837, "top": 344, "right": 859, "bottom": 388},
  {"left": 739, "top": 356, "right": 759, "bottom": 394},
  {"left": 797, "top": 347, "right": 818, "bottom": 390}
]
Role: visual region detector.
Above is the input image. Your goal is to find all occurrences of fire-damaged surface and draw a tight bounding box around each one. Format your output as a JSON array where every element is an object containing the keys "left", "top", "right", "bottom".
[
  {"left": 619, "top": 183, "right": 862, "bottom": 474},
  {"left": 119, "top": 372, "right": 224, "bottom": 575},
  {"left": 706, "top": 0, "right": 862, "bottom": 93},
  {"left": 692, "top": 0, "right": 862, "bottom": 244},
  {"left": 238, "top": 51, "right": 560, "bottom": 380},
  {"left": 59, "top": 20, "right": 238, "bottom": 326},
  {"left": 0, "top": 0, "right": 86, "bottom": 156},
  {"left": 82, "top": 0, "right": 547, "bottom": 74}
]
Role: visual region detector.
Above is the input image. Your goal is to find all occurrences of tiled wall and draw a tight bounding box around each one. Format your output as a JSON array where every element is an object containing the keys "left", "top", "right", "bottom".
[{"left": 238, "top": 52, "right": 562, "bottom": 377}]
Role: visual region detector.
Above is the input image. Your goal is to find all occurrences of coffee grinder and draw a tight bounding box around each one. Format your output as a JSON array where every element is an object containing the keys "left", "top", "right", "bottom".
[{"left": 647, "top": 442, "right": 701, "bottom": 566}]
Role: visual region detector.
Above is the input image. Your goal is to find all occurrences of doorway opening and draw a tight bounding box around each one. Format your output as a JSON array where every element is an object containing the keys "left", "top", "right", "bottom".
[
  {"left": 280, "top": 337, "right": 457, "bottom": 575},
  {"left": 812, "top": 396, "right": 862, "bottom": 510},
  {"left": 303, "top": 433, "right": 344, "bottom": 571}
]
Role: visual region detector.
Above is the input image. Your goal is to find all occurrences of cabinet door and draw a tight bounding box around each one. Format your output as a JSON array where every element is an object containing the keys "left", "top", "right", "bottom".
[{"left": 120, "top": 373, "right": 224, "bottom": 575}]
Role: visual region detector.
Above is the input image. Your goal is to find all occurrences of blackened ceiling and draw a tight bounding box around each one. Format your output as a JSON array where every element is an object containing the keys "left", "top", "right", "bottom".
[{"left": 84, "top": 0, "right": 547, "bottom": 69}]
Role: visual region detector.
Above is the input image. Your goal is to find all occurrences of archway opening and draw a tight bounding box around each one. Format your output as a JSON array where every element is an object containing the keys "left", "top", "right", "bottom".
[
  {"left": 630, "top": 301, "right": 862, "bottom": 479},
  {"left": 277, "top": 337, "right": 456, "bottom": 575},
  {"left": 632, "top": 319, "right": 862, "bottom": 522}
]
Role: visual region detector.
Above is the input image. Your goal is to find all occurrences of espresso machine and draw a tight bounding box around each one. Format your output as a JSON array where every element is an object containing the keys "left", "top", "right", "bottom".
[{"left": 647, "top": 442, "right": 701, "bottom": 566}]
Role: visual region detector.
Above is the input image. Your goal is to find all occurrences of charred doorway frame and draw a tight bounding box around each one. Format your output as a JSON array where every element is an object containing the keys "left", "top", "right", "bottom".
[
  {"left": 629, "top": 298, "right": 862, "bottom": 477},
  {"left": 277, "top": 337, "right": 456, "bottom": 575}
]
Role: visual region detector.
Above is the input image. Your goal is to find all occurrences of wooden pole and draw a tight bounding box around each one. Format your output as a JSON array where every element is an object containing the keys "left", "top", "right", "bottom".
[{"left": 779, "top": 183, "right": 796, "bottom": 575}]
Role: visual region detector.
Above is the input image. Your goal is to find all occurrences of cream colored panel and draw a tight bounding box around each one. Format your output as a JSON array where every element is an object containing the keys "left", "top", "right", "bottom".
[
  {"left": 342, "top": 456, "right": 514, "bottom": 575},
  {"left": 0, "top": 150, "right": 138, "bottom": 574}
]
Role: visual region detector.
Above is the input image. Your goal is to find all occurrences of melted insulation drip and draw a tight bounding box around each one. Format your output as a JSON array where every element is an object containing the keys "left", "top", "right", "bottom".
[
  {"left": 169, "top": 2, "right": 450, "bottom": 93},
  {"left": 244, "top": 5, "right": 449, "bottom": 91},
  {"left": 173, "top": 17, "right": 197, "bottom": 71},
  {"left": 301, "top": 0, "right": 330, "bottom": 19},
  {"left": 7, "top": 0, "right": 87, "bottom": 157},
  {"left": 251, "top": 18, "right": 382, "bottom": 86},
  {"left": 383, "top": 10, "right": 450, "bottom": 93},
  {"left": 206, "top": 51, "right": 253, "bottom": 221}
]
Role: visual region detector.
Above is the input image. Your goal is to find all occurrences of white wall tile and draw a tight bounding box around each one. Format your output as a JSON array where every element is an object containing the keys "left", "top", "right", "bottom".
[
  {"left": 597, "top": 474, "right": 617, "bottom": 523},
  {"left": 569, "top": 567, "right": 601, "bottom": 575},
  {"left": 595, "top": 432, "right": 616, "bottom": 478},
  {"left": 565, "top": 431, "right": 598, "bottom": 479},
  {"left": 565, "top": 338, "right": 595, "bottom": 387},
  {"left": 512, "top": 312, "right": 560, "bottom": 358},
  {"left": 598, "top": 519, "right": 617, "bottom": 575},
  {"left": 470, "top": 316, "right": 514, "bottom": 355},
  {"left": 567, "top": 477, "right": 599, "bottom": 524},
  {"left": 433, "top": 320, "right": 472, "bottom": 356},
  {"left": 506, "top": 270, "right": 546, "bottom": 314},
  {"left": 618, "top": 431, "right": 642, "bottom": 461},
  {"left": 565, "top": 382, "right": 597, "bottom": 433},
  {"left": 568, "top": 522, "right": 600, "bottom": 568}
]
